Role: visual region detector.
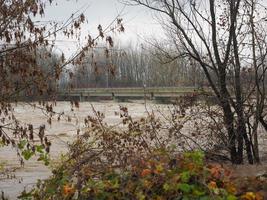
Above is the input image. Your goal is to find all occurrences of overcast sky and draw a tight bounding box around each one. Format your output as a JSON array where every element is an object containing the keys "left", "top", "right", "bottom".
[{"left": 43, "top": 0, "right": 164, "bottom": 56}]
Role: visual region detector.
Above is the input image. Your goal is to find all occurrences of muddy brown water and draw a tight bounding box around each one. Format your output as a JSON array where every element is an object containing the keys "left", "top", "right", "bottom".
[
  {"left": 0, "top": 101, "right": 169, "bottom": 199},
  {"left": 0, "top": 101, "right": 266, "bottom": 199}
]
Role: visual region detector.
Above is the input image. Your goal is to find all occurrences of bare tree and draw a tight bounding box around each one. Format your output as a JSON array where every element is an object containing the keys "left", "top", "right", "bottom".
[
  {"left": 126, "top": 0, "right": 267, "bottom": 164},
  {"left": 71, "top": 42, "right": 202, "bottom": 88}
]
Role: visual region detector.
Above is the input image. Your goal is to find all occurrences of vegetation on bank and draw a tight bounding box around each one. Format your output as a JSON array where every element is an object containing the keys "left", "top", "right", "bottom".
[
  {"left": 1, "top": 0, "right": 267, "bottom": 199},
  {"left": 19, "top": 150, "right": 266, "bottom": 200},
  {"left": 16, "top": 105, "right": 266, "bottom": 200}
]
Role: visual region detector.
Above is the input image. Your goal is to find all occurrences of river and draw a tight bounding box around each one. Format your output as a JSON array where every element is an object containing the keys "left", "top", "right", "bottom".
[
  {"left": 0, "top": 101, "right": 266, "bottom": 199},
  {"left": 0, "top": 101, "right": 170, "bottom": 199}
]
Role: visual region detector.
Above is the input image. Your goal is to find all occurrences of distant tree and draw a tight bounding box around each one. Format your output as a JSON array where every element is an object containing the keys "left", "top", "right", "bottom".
[{"left": 70, "top": 43, "right": 202, "bottom": 88}]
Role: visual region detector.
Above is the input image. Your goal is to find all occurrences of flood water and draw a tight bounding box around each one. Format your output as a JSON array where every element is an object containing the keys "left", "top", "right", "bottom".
[
  {"left": 0, "top": 101, "right": 170, "bottom": 199},
  {"left": 0, "top": 101, "right": 267, "bottom": 199}
]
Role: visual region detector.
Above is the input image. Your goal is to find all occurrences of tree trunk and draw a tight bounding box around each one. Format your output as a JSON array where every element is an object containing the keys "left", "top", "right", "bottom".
[
  {"left": 220, "top": 95, "right": 239, "bottom": 163},
  {"left": 253, "top": 129, "right": 260, "bottom": 163},
  {"left": 241, "top": 121, "right": 254, "bottom": 164},
  {"left": 223, "top": 108, "right": 238, "bottom": 163}
]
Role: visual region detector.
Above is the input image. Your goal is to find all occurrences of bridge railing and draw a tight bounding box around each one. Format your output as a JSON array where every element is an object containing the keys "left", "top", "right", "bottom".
[
  {"left": 59, "top": 87, "right": 201, "bottom": 94},
  {"left": 57, "top": 87, "right": 213, "bottom": 100}
]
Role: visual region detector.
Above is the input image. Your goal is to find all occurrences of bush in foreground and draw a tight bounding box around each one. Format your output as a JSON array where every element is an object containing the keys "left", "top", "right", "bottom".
[
  {"left": 19, "top": 150, "right": 266, "bottom": 200},
  {"left": 17, "top": 106, "right": 267, "bottom": 200}
]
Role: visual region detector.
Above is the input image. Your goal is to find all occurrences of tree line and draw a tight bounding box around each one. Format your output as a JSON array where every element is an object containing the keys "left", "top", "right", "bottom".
[{"left": 67, "top": 43, "right": 206, "bottom": 89}]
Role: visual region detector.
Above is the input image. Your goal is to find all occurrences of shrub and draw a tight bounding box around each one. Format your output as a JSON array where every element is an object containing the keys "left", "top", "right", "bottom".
[
  {"left": 18, "top": 106, "right": 267, "bottom": 200},
  {"left": 19, "top": 149, "right": 266, "bottom": 200}
]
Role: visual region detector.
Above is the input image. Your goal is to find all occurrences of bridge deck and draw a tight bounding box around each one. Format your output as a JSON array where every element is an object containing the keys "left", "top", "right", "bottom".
[{"left": 58, "top": 87, "right": 212, "bottom": 101}]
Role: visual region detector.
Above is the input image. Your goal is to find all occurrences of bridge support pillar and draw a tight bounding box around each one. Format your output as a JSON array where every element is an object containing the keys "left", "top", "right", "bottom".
[
  {"left": 150, "top": 92, "right": 155, "bottom": 100},
  {"left": 79, "top": 93, "right": 84, "bottom": 102}
]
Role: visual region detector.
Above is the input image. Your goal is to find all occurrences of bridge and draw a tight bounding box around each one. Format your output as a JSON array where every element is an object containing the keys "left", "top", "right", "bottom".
[{"left": 58, "top": 87, "right": 213, "bottom": 102}]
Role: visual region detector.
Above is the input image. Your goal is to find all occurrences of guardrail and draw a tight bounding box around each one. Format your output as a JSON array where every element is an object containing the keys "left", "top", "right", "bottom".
[{"left": 57, "top": 87, "right": 213, "bottom": 102}]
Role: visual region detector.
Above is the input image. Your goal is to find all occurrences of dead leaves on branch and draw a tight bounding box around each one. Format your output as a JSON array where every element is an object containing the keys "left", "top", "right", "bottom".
[
  {"left": 0, "top": 0, "right": 125, "bottom": 101},
  {"left": 0, "top": 0, "right": 125, "bottom": 179}
]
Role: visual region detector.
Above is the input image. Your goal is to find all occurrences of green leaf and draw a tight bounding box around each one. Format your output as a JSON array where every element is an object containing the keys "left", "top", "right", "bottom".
[
  {"left": 178, "top": 183, "right": 191, "bottom": 193},
  {"left": 199, "top": 196, "right": 211, "bottom": 200},
  {"left": 0, "top": 140, "right": 5, "bottom": 147},
  {"left": 227, "top": 195, "right": 237, "bottom": 200},
  {"left": 46, "top": 184, "right": 58, "bottom": 195},
  {"left": 22, "top": 149, "right": 34, "bottom": 160},
  {"left": 182, "top": 196, "right": 190, "bottom": 200},
  {"left": 136, "top": 191, "right": 145, "bottom": 200},
  {"left": 184, "top": 151, "right": 204, "bottom": 166},
  {"left": 192, "top": 188, "right": 206, "bottom": 196},
  {"left": 163, "top": 183, "right": 171, "bottom": 191},
  {"left": 18, "top": 140, "right": 27, "bottom": 150},
  {"left": 35, "top": 145, "right": 44, "bottom": 153},
  {"left": 37, "top": 153, "right": 50, "bottom": 166},
  {"left": 180, "top": 171, "right": 190, "bottom": 183}
]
